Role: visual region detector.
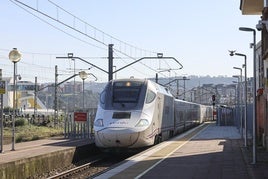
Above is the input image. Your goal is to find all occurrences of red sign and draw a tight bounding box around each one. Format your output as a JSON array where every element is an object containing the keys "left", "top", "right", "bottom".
[{"left": 74, "top": 112, "right": 87, "bottom": 122}]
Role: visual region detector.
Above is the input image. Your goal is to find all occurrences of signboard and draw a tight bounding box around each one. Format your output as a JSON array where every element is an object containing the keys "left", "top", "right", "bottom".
[
  {"left": 74, "top": 112, "right": 87, "bottom": 122},
  {"left": 0, "top": 81, "right": 5, "bottom": 94}
]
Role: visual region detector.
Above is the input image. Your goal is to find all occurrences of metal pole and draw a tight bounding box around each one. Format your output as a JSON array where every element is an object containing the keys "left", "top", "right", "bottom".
[
  {"left": 244, "top": 56, "right": 248, "bottom": 147},
  {"left": 239, "top": 69, "right": 243, "bottom": 139},
  {"left": 82, "top": 79, "right": 85, "bottom": 110},
  {"left": 177, "top": 80, "right": 179, "bottom": 98},
  {"left": 238, "top": 77, "right": 241, "bottom": 136},
  {"left": 239, "top": 71, "right": 243, "bottom": 139},
  {"left": 34, "top": 77, "right": 37, "bottom": 119},
  {"left": 234, "top": 67, "right": 243, "bottom": 139},
  {"left": 238, "top": 27, "right": 256, "bottom": 163},
  {"left": 183, "top": 77, "right": 186, "bottom": 100},
  {"left": 252, "top": 29, "right": 257, "bottom": 164},
  {"left": 73, "top": 59, "right": 76, "bottom": 111},
  {"left": 108, "top": 44, "right": 114, "bottom": 81},
  {"left": 233, "top": 76, "right": 240, "bottom": 128},
  {"left": 11, "top": 62, "right": 16, "bottom": 151},
  {"left": 54, "top": 65, "right": 58, "bottom": 127},
  {"left": 233, "top": 53, "right": 248, "bottom": 147},
  {"left": 0, "top": 69, "right": 3, "bottom": 153}
]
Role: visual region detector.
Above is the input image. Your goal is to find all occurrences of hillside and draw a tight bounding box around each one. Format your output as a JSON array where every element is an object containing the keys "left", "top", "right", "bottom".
[{"left": 85, "top": 75, "right": 236, "bottom": 93}]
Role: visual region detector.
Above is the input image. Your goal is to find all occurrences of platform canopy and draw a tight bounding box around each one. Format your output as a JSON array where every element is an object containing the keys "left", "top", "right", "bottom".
[{"left": 240, "top": 0, "right": 263, "bottom": 15}]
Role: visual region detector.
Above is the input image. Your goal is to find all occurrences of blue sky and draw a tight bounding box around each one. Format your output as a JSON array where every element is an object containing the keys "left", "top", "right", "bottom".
[{"left": 0, "top": 0, "right": 262, "bottom": 83}]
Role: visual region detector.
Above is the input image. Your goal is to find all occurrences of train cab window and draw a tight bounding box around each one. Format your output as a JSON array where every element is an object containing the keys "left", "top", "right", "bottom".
[
  {"left": 145, "top": 90, "right": 156, "bottom": 104},
  {"left": 112, "top": 81, "right": 143, "bottom": 103},
  {"left": 113, "top": 88, "right": 140, "bottom": 103}
]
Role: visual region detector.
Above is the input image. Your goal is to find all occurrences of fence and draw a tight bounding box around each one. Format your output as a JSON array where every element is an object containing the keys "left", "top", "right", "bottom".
[
  {"left": 216, "top": 104, "right": 253, "bottom": 139},
  {"left": 64, "top": 110, "right": 96, "bottom": 139}
]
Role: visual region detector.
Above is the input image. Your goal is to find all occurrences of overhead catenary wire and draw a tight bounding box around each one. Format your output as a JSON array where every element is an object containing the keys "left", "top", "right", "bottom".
[
  {"left": 7, "top": 0, "right": 180, "bottom": 82},
  {"left": 11, "top": 0, "right": 157, "bottom": 57},
  {"left": 47, "top": 0, "right": 158, "bottom": 55},
  {"left": 9, "top": 0, "right": 107, "bottom": 51}
]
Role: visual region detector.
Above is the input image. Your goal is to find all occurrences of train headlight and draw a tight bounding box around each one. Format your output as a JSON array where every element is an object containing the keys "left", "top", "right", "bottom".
[
  {"left": 136, "top": 119, "right": 149, "bottom": 127},
  {"left": 94, "top": 119, "right": 104, "bottom": 127}
]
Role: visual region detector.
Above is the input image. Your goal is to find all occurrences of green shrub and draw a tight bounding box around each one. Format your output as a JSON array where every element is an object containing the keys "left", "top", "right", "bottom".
[
  {"left": 16, "top": 135, "right": 23, "bottom": 143},
  {"left": 15, "top": 119, "right": 25, "bottom": 127}
]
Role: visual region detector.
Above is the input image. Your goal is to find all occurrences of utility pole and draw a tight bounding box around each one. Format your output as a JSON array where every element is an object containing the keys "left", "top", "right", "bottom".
[
  {"left": 108, "top": 44, "right": 114, "bottom": 81},
  {"left": 54, "top": 65, "right": 58, "bottom": 127},
  {"left": 176, "top": 80, "right": 179, "bottom": 98},
  {"left": 34, "top": 77, "right": 37, "bottom": 119},
  {"left": 0, "top": 69, "right": 3, "bottom": 153},
  {"left": 183, "top": 76, "right": 190, "bottom": 100}
]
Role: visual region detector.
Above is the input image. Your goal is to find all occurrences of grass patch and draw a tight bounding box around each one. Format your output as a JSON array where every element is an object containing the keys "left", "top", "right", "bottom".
[{"left": 3, "top": 125, "right": 63, "bottom": 145}]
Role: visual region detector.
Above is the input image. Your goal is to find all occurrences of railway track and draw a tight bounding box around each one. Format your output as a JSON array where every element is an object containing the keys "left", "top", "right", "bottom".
[
  {"left": 45, "top": 153, "right": 135, "bottom": 179},
  {"left": 47, "top": 158, "right": 102, "bottom": 179}
]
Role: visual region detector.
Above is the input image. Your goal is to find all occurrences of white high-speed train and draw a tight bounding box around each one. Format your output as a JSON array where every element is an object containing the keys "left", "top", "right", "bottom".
[{"left": 94, "top": 78, "right": 212, "bottom": 151}]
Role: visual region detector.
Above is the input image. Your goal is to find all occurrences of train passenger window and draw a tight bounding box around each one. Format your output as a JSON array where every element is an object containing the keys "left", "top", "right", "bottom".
[{"left": 145, "top": 90, "right": 156, "bottom": 104}]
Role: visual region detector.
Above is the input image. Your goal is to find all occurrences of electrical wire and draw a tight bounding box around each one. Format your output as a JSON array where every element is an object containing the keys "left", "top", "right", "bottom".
[
  {"left": 47, "top": 0, "right": 158, "bottom": 55},
  {"left": 8, "top": 0, "right": 176, "bottom": 81},
  {"left": 9, "top": 0, "right": 107, "bottom": 50}
]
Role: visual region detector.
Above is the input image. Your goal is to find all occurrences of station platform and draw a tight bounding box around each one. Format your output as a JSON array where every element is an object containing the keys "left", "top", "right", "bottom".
[
  {"left": 0, "top": 137, "right": 95, "bottom": 179},
  {"left": 95, "top": 122, "right": 268, "bottom": 179}
]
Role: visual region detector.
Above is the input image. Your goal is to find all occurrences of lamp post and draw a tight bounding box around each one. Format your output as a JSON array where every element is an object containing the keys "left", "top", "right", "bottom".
[
  {"left": 8, "top": 48, "right": 21, "bottom": 151},
  {"left": 79, "top": 71, "right": 88, "bottom": 110},
  {"left": 239, "top": 27, "right": 256, "bottom": 164},
  {"left": 229, "top": 51, "right": 248, "bottom": 148},
  {"left": 233, "top": 75, "right": 241, "bottom": 125},
  {"left": 233, "top": 67, "right": 243, "bottom": 138}
]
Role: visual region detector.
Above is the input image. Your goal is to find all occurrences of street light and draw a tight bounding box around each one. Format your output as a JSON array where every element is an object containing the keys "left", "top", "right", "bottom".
[
  {"left": 79, "top": 71, "right": 88, "bottom": 110},
  {"left": 233, "top": 75, "right": 240, "bottom": 108},
  {"left": 229, "top": 51, "right": 248, "bottom": 148},
  {"left": 233, "top": 67, "right": 243, "bottom": 139},
  {"left": 8, "top": 48, "right": 22, "bottom": 151},
  {"left": 239, "top": 27, "right": 257, "bottom": 164}
]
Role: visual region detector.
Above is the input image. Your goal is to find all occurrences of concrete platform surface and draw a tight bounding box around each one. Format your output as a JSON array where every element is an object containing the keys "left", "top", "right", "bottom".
[
  {"left": 95, "top": 122, "right": 268, "bottom": 179},
  {"left": 0, "top": 137, "right": 94, "bottom": 179}
]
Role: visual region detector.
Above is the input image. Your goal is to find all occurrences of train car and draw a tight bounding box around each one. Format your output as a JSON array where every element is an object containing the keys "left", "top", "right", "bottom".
[
  {"left": 94, "top": 78, "right": 174, "bottom": 150},
  {"left": 200, "top": 104, "right": 213, "bottom": 122},
  {"left": 174, "top": 100, "right": 200, "bottom": 134},
  {"left": 173, "top": 100, "right": 213, "bottom": 134},
  {"left": 94, "top": 78, "right": 213, "bottom": 151}
]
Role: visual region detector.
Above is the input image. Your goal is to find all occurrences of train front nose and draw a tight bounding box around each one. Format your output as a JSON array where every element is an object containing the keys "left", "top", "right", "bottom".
[{"left": 96, "top": 129, "right": 139, "bottom": 147}]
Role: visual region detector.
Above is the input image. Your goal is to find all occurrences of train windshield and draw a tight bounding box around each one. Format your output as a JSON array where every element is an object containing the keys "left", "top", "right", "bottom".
[
  {"left": 99, "top": 80, "right": 147, "bottom": 110},
  {"left": 113, "top": 81, "right": 143, "bottom": 103}
]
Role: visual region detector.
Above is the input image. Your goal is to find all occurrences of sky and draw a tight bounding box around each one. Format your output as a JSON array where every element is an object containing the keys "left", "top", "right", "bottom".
[{"left": 0, "top": 0, "right": 262, "bottom": 83}]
